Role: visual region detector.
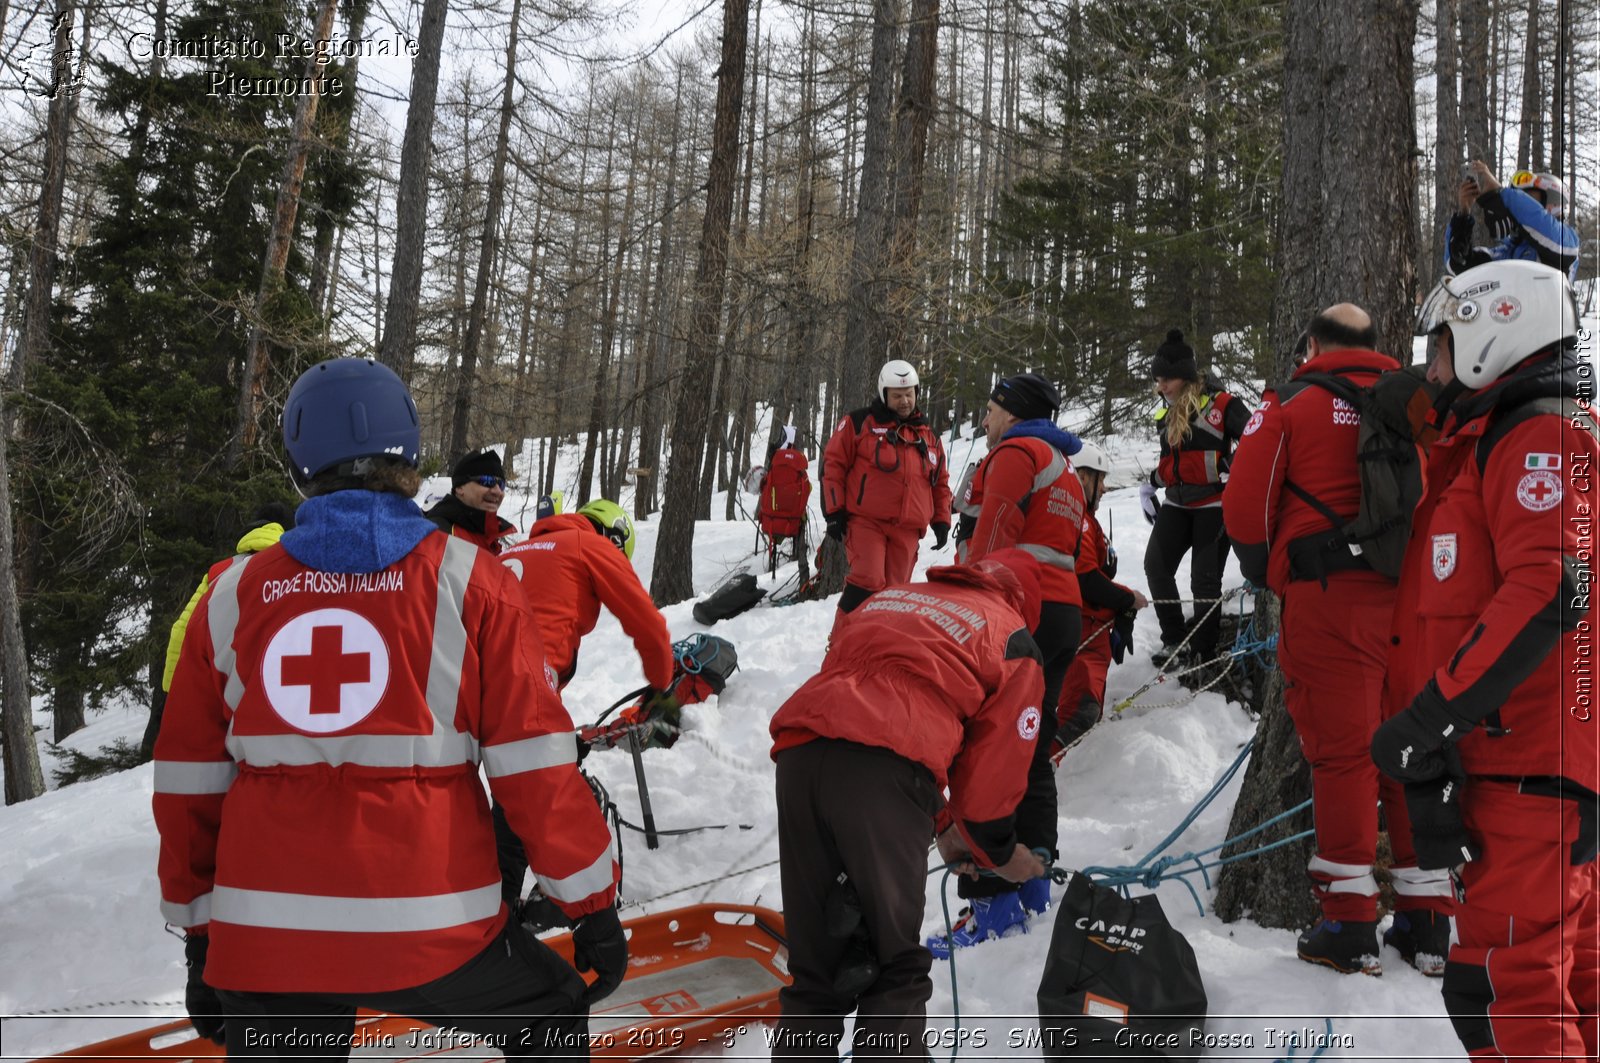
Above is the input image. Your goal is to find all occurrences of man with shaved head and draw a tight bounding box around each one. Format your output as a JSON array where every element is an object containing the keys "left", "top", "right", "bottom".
[{"left": 1225, "top": 305, "right": 1451, "bottom": 977}]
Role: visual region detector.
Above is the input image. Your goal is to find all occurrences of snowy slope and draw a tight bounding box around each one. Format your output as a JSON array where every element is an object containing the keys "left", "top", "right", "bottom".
[{"left": 1, "top": 415, "right": 1468, "bottom": 1061}]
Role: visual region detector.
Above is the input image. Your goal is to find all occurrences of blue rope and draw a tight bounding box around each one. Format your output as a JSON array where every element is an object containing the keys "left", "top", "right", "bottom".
[
  {"left": 672, "top": 633, "right": 720, "bottom": 675},
  {"left": 1230, "top": 591, "right": 1279, "bottom": 666},
  {"left": 1074, "top": 736, "right": 1315, "bottom": 913}
]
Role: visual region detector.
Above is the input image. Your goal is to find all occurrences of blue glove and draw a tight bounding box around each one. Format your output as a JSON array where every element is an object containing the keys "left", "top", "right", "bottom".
[{"left": 1139, "top": 484, "right": 1161, "bottom": 526}]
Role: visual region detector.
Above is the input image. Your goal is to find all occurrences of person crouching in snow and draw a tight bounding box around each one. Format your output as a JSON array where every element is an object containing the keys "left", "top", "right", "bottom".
[
  {"left": 1054, "top": 442, "right": 1148, "bottom": 755},
  {"left": 495, "top": 498, "right": 674, "bottom": 910},
  {"left": 768, "top": 549, "right": 1049, "bottom": 1060},
  {"left": 943, "top": 371, "right": 1082, "bottom": 949}
]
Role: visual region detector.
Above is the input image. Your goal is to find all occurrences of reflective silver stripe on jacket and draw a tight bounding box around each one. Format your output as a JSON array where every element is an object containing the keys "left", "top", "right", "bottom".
[
  {"left": 223, "top": 538, "right": 483, "bottom": 770},
  {"left": 1031, "top": 448, "right": 1070, "bottom": 495},
  {"left": 161, "top": 892, "right": 212, "bottom": 927},
  {"left": 154, "top": 760, "right": 238, "bottom": 795},
  {"left": 1017, "top": 543, "right": 1078, "bottom": 571},
  {"left": 537, "top": 850, "right": 616, "bottom": 904},
  {"left": 207, "top": 554, "right": 254, "bottom": 710},
  {"left": 211, "top": 883, "right": 502, "bottom": 933},
  {"left": 482, "top": 732, "right": 578, "bottom": 778}
]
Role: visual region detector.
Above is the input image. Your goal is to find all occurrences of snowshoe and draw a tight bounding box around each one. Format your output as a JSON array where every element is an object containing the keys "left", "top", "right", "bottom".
[
  {"left": 1296, "top": 918, "right": 1382, "bottom": 976},
  {"left": 926, "top": 891, "right": 1029, "bottom": 960},
  {"left": 1384, "top": 909, "right": 1451, "bottom": 977}
]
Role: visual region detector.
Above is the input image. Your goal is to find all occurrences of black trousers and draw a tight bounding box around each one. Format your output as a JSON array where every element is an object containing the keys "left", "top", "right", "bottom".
[
  {"left": 773, "top": 740, "right": 942, "bottom": 1062},
  {"left": 961, "top": 600, "right": 1078, "bottom": 900},
  {"left": 1144, "top": 504, "right": 1230, "bottom": 656},
  {"left": 216, "top": 922, "right": 589, "bottom": 1062}
]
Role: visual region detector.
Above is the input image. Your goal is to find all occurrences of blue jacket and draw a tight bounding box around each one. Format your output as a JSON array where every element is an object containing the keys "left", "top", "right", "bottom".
[{"left": 1446, "top": 187, "right": 1579, "bottom": 282}]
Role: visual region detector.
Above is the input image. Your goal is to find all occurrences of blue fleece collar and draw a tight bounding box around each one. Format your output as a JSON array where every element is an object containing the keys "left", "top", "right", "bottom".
[
  {"left": 281, "top": 491, "right": 439, "bottom": 574},
  {"left": 1003, "top": 419, "right": 1083, "bottom": 456}
]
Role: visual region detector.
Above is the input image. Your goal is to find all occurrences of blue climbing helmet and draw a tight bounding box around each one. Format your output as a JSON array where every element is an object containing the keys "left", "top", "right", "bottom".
[{"left": 282, "top": 358, "right": 421, "bottom": 484}]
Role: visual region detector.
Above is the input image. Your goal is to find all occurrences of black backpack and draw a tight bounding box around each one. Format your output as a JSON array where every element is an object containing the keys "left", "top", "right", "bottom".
[{"left": 1276, "top": 365, "right": 1439, "bottom": 581}]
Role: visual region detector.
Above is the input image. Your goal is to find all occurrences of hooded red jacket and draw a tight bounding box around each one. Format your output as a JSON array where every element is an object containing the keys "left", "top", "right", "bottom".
[
  {"left": 770, "top": 554, "right": 1045, "bottom": 868},
  {"left": 499, "top": 513, "right": 674, "bottom": 691},
  {"left": 1223, "top": 348, "right": 1401, "bottom": 593}
]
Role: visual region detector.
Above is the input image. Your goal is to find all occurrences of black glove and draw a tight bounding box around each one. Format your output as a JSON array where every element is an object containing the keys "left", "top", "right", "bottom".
[
  {"left": 572, "top": 906, "right": 628, "bottom": 1008},
  {"left": 931, "top": 522, "right": 950, "bottom": 550},
  {"left": 1371, "top": 680, "right": 1474, "bottom": 784},
  {"left": 1110, "top": 611, "right": 1136, "bottom": 666},
  {"left": 183, "top": 934, "right": 226, "bottom": 1045},
  {"left": 1403, "top": 749, "right": 1482, "bottom": 870},
  {"left": 824, "top": 511, "right": 849, "bottom": 543}
]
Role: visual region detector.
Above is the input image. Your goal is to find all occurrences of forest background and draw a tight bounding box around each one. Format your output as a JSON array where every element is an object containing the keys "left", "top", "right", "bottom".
[{"left": 0, "top": 0, "right": 1594, "bottom": 828}]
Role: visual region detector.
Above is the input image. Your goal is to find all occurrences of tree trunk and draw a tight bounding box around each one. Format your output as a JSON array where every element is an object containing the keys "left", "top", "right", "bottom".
[
  {"left": 377, "top": 0, "right": 449, "bottom": 378},
  {"left": 1514, "top": 0, "right": 1541, "bottom": 169},
  {"left": 649, "top": 0, "right": 749, "bottom": 605},
  {"left": 5, "top": 0, "right": 75, "bottom": 410},
  {"left": 229, "top": 0, "right": 341, "bottom": 465},
  {"left": 884, "top": 0, "right": 941, "bottom": 364},
  {"left": 0, "top": 381, "right": 44, "bottom": 803},
  {"left": 1459, "top": 0, "right": 1490, "bottom": 158},
  {"left": 1216, "top": 0, "right": 1419, "bottom": 930},
  {"left": 447, "top": 0, "right": 522, "bottom": 459},
  {"left": 839, "top": 0, "right": 903, "bottom": 404},
  {"left": 636, "top": 69, "right": 687, "bottom": 519},
  {"left": 1434, "top": 0, "right": 1460, "bottom": 278}
]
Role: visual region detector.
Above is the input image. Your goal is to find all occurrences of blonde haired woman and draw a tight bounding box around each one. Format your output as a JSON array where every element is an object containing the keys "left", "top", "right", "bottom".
[{"left": 1139, "top": 330, "right": 1249, "bottom": 665}]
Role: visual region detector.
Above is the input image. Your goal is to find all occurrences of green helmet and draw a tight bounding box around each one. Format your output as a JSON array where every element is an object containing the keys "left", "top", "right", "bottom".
[{"left": 578, "top": 499, "right": 635, "bottom": 560}]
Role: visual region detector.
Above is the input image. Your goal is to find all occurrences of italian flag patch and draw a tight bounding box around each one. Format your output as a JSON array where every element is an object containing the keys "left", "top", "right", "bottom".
[{"left": 1525, "top": 453, "right": 1562, "bottom": 470}]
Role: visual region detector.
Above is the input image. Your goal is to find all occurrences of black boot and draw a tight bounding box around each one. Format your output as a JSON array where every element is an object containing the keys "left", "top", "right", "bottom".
[
  {"left": 1384, "top": 909, "right": 1452, "bottom": 977},
  {"left": 1297, "top": 919, "right": 1381, "bottom": 976}
]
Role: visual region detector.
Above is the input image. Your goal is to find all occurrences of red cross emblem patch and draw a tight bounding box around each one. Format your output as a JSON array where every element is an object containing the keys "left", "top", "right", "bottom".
[
  {"left": 1489, "top": 296, "right": 1522, "bottom": 323},
  {"left": 1517, "top": 470, "right": 1562, "bottom": 512},
  {"left": 262, "top": 608, "right": 390, "bottom": 732}
]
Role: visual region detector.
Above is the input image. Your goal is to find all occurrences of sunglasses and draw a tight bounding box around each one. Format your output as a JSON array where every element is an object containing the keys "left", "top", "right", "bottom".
[{"left": 471, "top": 475, "right": 506, "bottom": 490}]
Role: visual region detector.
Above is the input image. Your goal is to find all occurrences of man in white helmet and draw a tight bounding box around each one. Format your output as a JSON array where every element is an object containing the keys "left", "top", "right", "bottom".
[
  {"left": 1371, "top": 260, "right": 1598, "bottom": 1060},
  {"left": 1448, "top": 161, "right": 1579, "bottom": 282},
  {"left": 821, "top": 360, "right": 953, "bottom": 616}
]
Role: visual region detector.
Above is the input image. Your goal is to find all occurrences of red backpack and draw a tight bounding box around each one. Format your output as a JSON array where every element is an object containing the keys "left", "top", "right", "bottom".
[{"left": 759, "top": 446, "right": 811, "bottom": 538}]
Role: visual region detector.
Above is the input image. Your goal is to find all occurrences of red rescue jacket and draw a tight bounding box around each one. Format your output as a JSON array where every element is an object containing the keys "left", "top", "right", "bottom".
[
  {"left": 1223, "top": 348, "right": 1401, "bottom": 594},
  {"left": 154, "top": 502, "right": 617, "bottom": 994},
  {"left": 959, "top": 428, "right": 1085, "bottom": 607},
  {"left": 1153, "top": 389, "right": 1250, "bottom": 507},
  {"left": 770, "top": 561, "right": 1045, "bottom": 869},
  {"left": 425, "top": 495, "right": 517, "bottom": 555},
  {"left": 821, "top": 400, "right": 952, "bottom": 530},
  {"left": 1390, "top": 355, "right": 1598, "bottom": 782},
  {"left": 500, "top": 513, "right": 674, "bottom": 691},
  {"left": 1075, "top": 513, "right": 1136, "bottom": 632}
]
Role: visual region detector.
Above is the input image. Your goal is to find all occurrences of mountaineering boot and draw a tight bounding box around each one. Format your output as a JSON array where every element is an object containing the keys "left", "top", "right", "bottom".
[
  {"left": 1019, "top": 876, "right": 1051, "bottom": 916},
  {"left": 1384, "top": 909, "right": 1452, "bottom": 977},
  {"left": 1150, "top": 642, "right": 1188, "bottom": 669},
  {"left": 925, "top": 891, "right": 1029, "bottom": 960},
  {"left": 1296, "top": 919, "right": 1382, "bottom": 976}
]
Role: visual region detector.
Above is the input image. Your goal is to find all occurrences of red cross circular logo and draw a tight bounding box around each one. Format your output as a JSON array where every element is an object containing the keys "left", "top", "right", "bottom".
[
  {"left": 1490, "top": 296, "right": 1522, "bottom": 323},
  {"left": 1517, "top": 470, "right": 1562, "bottom": 513},
  {"left": 262, "top": 608, "right": 390, "bottom": 732}
]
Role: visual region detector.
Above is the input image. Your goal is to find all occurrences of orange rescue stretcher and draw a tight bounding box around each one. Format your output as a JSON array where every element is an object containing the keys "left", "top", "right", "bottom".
[{"left": 33, "top": 905, "right": 788, "bottom": 1062}]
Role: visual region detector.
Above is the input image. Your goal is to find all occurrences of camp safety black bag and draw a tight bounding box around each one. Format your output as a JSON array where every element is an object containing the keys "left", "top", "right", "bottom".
[
  {"left": 1278, "top": 364, "right": 1438, "bottom": 581},
  {"left": 692, "top": 571, "right": 766, "bottom": 625},
  {"left": 1037, "top": 873, "right": 1208, "bottom": 1060}
]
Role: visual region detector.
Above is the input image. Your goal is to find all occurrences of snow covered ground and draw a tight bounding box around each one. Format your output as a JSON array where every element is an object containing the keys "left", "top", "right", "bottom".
[{"left": 0, "top": 398, "right": 1498, "bottom": 1061}]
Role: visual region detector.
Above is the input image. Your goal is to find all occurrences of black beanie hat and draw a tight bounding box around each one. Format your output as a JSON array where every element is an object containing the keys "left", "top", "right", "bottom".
[
  {"left": 1150, "top": 329, "right": 1199, "bottom": 382},
  {"left": 451, "top": 447, "right": 505, "bottom": 487},
  {"left": 991, "top": 372, "right": 1061, "bottom": 422}
]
